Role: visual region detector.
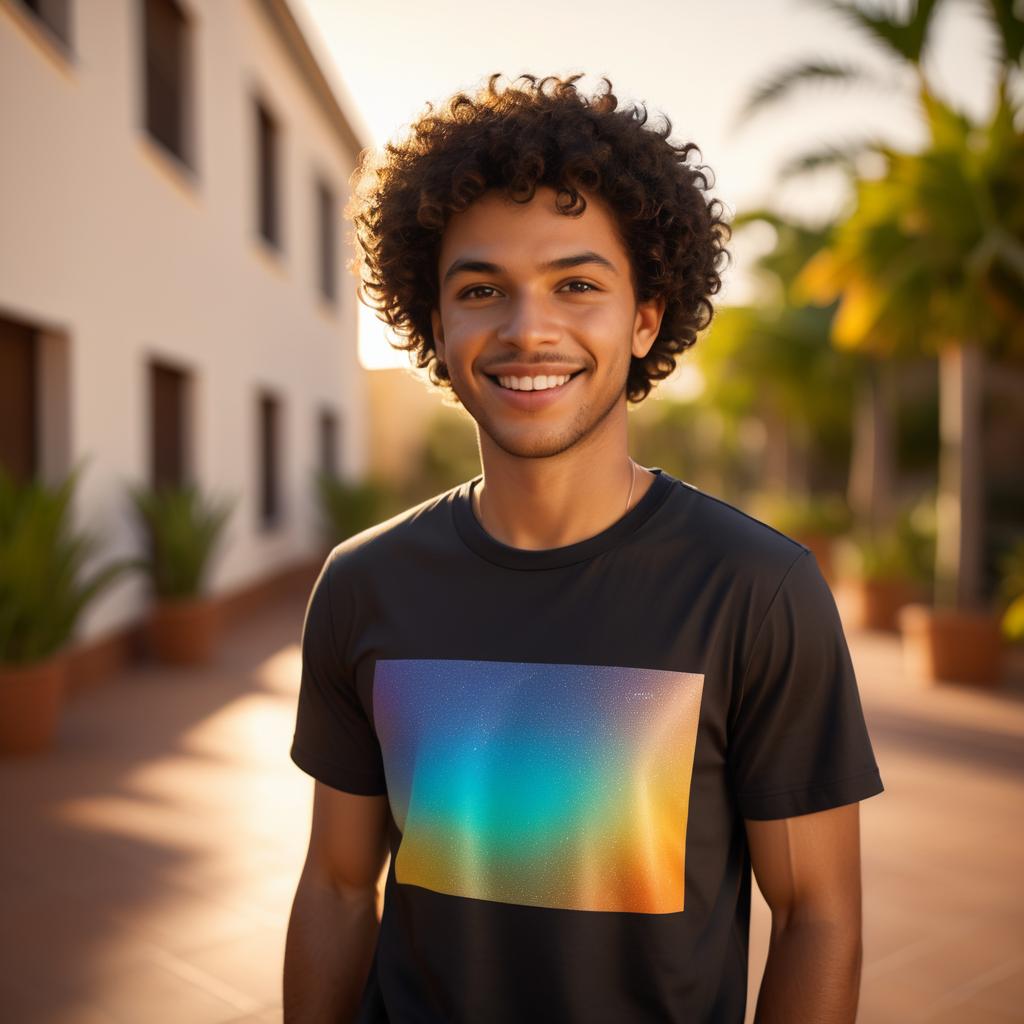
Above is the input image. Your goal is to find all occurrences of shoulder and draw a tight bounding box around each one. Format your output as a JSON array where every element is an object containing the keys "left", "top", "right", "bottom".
[
  {"left": 669, "top": 479, "right": 811, "bottom": 580},
  {"left": 322, "top": 479, "right": 466, "bottom": 583}
]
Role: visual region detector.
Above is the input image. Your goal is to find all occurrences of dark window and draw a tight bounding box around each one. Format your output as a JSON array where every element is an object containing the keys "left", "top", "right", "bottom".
[
  {"left": 317, "top": 179, "right": 337, "bottom": 303},
  {"left": 18, "top": 0, "right": 71, "bottom": 49},
  {"left": 257, "top": 101, "right": 281, "bottom": 248},
  {"left": 319, "top": 408, "right": 338, "bottom": 477},
  {"left": 259, "top": 391, "right": 282, "bottom": 527},
  {"left": 149, "top": 360, "right": 189, "bottom": 490},
  {"left": 0, "top": 317, "right": 38, "bottom": 483},
  {"left": 143, "top": 0, "right": 190, "bottom": 166}
]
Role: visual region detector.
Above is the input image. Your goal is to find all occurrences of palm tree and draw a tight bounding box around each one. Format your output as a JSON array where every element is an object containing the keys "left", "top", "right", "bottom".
[{"left": 794, "top": 91, "right": 1024, "bottom": 610}]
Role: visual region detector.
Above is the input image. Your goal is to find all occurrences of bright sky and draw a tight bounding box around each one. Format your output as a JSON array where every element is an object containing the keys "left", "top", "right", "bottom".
[{"left": 292, "top": 0, "right": 1000, "bottom": 369}]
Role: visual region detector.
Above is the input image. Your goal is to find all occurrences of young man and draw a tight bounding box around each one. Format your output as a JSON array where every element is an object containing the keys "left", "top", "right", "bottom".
[{"left": 283, "top": 73, "right": 884, "bottom": 1023}]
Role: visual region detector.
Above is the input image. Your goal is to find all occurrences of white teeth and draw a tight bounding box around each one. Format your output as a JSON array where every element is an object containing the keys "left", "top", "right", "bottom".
[{"left": 496, "top": 374, "right": 573, "bottom": 391}]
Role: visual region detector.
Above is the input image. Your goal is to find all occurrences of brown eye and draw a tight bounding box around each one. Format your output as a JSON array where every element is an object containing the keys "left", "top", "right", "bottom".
[
  {"left": 561, "top": 280, "right": 598, "bottom": 293},
  {"left": 461, "top": 285, "right": 498, "bottom": 300}
]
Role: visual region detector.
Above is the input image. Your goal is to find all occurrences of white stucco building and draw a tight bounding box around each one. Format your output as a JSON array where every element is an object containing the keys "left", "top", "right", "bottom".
[{"left": 0, "top": 0, "right": 371, "bottom": 665}]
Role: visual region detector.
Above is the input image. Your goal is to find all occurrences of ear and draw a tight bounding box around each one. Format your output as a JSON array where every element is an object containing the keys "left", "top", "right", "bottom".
[
  {"left": 430, "top": 308, "right": 445, "bottom": 363},
  {"left": 631, "top": 295, "right": 667, "bottom": 360}
]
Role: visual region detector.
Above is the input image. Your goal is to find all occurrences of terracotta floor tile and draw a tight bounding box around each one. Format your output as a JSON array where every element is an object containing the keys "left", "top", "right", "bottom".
[
  {"left": 170, "top": 923, "right": 288, "bottom": 1007},
  {"left": 69, "top": 953, "right": 260, "bottom": 1023},
  {"left": 919, "top": 1004, "right": 1021, "bottom": 1024}
]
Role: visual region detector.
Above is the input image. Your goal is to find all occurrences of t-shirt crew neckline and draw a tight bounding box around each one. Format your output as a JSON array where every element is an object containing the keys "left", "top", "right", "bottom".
[{"left": 452, "top": 466, "right": 676, "bottom": 571}]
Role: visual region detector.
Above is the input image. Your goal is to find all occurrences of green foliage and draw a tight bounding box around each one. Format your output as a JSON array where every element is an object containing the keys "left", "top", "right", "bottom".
[
  {"left": 314, "top": 413, "right": 479, "bottom": 547},
  {"left": 127, "top": 482, "right": 234, "bottom": 600},
  {"left": 996, "top": 538, "right": 1024, "bottom": 643},
  {"left": 0, "top": 462, "right": 139, "bottom": 666},
  {"left": 796, "top": 92, "right": 1024, "bottom": 360},
  {"left": 401, "top": 412, "right": 481, "bottom": 506},
  {"left": 748, "top": 490, "right": 853, "bottom": 537},
  {"left": 701, "top": 303, "right": 858, "bottom": 429},
  {"left": 836, "top": 501, "right": 937, "bottom": 583},
  {"left": 694, "top": 218, "right": 860, "bottom": 486},
  {"left": 629, "top": 400, "right": 707, "bottom": 483},
  {"left": 314, "top": 471, "right": 393, "bottom": 546}
]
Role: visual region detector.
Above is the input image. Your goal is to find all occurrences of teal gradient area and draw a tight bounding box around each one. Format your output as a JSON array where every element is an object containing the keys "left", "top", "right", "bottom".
[
  {"left": 372, "top": 658, "right": 704, "bottom": 912},
  {"left": 408, "top": 726, "right": 624, "bottom": 857}
]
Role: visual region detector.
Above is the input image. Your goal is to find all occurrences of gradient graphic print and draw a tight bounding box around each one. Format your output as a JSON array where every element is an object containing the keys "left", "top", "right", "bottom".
[{"left": 373, "top": 659, "right": 704, "bottom": 914}]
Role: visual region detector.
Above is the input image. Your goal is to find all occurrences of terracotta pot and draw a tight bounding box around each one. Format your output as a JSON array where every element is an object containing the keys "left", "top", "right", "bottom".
[
  {"left": 846, "top": 576, "right": 924, "bottom": 632},
  {"left": 0, "top": 652, "right": 67, "bottom": 755},
  {"left": 898, "top": 602, "right": 1005, "bottom": 686},
  {"left": 147, "top": 595, "right": 222, "bottom": 665}
]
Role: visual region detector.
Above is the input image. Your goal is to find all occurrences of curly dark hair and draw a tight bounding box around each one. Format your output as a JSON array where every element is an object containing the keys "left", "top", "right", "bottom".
[{"left": 346, "top": 72, "right": 731, "bottom": 404}]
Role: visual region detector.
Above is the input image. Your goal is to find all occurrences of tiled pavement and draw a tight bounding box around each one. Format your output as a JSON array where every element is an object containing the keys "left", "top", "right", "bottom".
[{"left": 2, "top": 585, "right": 1023, "bottom": 1023}]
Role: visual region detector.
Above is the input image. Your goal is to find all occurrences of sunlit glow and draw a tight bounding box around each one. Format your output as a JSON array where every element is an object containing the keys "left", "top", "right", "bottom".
[
  {"left": 359, "top": 300, "right": 408, "bottom": 370},
  {"left": 657, "top": 361, "right": 705, "bottom": 402}
]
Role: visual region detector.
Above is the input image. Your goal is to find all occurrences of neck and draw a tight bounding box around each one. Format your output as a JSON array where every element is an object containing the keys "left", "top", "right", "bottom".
[{"left": 472, "top": 441, "right": 654, "bottom": 551}]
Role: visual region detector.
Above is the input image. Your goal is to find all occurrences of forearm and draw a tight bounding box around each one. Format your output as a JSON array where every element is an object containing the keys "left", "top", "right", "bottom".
[
  {"left": 283, "top": 872, "right": 381, "bottom": 1023},
  {"left": 753, "top": 918, "right": 863, "bottom": 1024}
]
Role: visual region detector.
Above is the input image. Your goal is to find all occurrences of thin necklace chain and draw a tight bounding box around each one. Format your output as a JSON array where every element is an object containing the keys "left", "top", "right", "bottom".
[{"left": 624, "top": 457, "right": 637, "bottom": 515}]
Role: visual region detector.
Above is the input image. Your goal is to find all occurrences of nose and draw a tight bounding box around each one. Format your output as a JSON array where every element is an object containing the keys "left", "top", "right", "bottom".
[{"left": 494, "top": 291, "right": 562, "bottom": 349}]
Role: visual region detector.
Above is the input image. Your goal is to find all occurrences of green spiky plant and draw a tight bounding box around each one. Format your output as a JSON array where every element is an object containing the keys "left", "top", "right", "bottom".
[
  {"left": 127, "top": 482, "right": 235, "bottom": 600},
  {"left": 0, "top": 461, "right": 140, "bottom": 666},
  {"left": 313, "top": 469, "right": 393, "bottom": 548}
]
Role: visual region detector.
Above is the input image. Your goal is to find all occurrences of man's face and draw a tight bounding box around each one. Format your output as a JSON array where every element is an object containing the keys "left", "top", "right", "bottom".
[{"left": 430, "top": 186, "right": 665, "bottom": 461}]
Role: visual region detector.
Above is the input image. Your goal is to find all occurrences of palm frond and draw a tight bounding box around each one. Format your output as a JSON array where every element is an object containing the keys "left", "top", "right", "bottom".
[
  {"left": 732, "top": 61, "right": 877, "bottom": 127},
  {"left": 807, "top": 0, "right": 943, "bottom": 64},
  {"left": 775, "top": 137, "right": 895, "bottom": 182}
]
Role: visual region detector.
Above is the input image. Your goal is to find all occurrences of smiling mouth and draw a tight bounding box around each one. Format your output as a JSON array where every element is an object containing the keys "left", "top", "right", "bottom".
[{"left": 484, "top": 369, "right": 586, "bottom": 392}]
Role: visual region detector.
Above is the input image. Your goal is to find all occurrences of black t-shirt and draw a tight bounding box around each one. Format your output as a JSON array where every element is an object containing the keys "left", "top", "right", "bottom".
[{"left": 290, "top": 467, "right": 884, "bottom": 1023}]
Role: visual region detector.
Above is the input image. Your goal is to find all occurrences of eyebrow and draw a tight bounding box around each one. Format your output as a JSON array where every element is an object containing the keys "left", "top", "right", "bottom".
[{"left": 442, "top": 250, "right": 619, "bottom": 285}]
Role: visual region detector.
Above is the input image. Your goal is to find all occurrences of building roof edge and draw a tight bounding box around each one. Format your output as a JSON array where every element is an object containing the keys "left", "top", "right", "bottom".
[{"left": 254, "top": 0, "right": 374, "bottom": 160}]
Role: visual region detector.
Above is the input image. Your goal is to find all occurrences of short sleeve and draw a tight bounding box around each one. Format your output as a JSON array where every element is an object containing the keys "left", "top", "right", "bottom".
[
  {"left": 289, "top": 555, "right": 387, "bottom": 796},
  {"left": 729, "top": 549, "right": 884, "bottom": 820}
]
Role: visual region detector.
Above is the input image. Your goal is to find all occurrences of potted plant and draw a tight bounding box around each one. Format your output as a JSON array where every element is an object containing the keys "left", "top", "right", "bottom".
[
  {"left": 898, "top": 524, "right": 1011, "bottom": 687},
  {"left": 0, "top": 462, "right": 137, "bottom": 755},
  {"left": 314, "top": 469, "right": 392, "bottom": 552},
  {"left": 127, "top": 481, "right": 234, "bottom": 666},
  {"left": 898, "top": 491, "right": 1010, "bottom": 689},
  {"left": 835, "top": 503, "right": 934, "bottom": 632}
]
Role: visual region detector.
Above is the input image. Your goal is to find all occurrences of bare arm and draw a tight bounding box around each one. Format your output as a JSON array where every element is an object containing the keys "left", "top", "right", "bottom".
[
  {"left": 746, "top": 802, "right": 864, "bottom": 1024},
  {"left": 283, "top": 782, "right": 391, "bottom": 1024}
]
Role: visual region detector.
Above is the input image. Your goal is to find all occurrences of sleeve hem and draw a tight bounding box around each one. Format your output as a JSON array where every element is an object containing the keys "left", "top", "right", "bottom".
[
  {"left": 739, "top": 767, "right": 884, "bottom": 820},
  {"left": 290, "top": 741, "right": 388, "bottom": 797}
]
